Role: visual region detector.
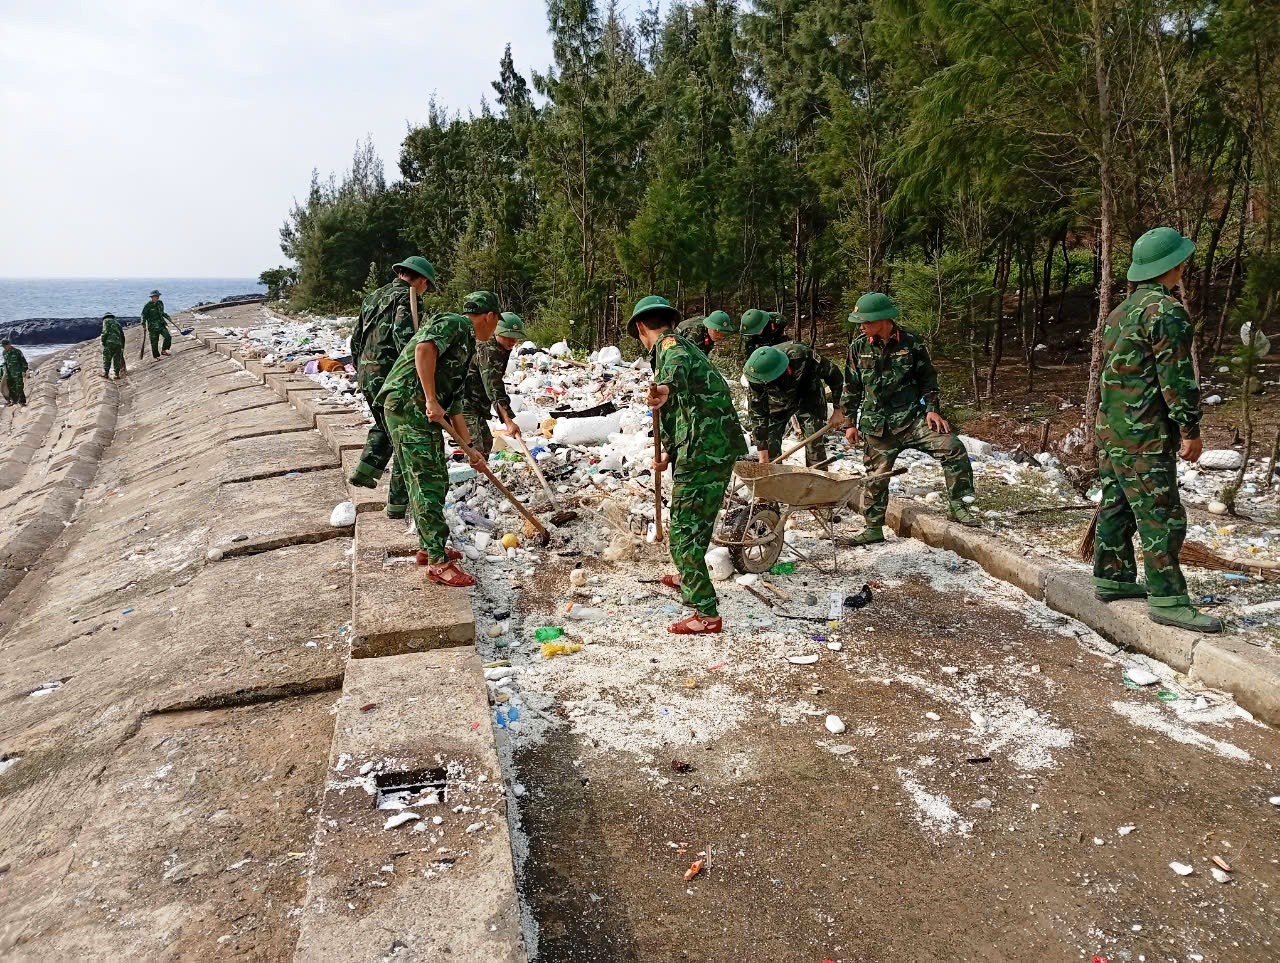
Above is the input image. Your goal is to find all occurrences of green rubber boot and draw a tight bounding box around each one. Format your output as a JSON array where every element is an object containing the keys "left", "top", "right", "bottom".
[
  {"left": 348, "top": 464, "right": 379, "bottom": 489},
  {"left": 385, "top": 504, "right": 407, "bottom": 520},
  {"left": 1148, "top": 594, "right": 1223, "bottom": 634},
  {"left": 850, "top": 526, "right": 885, "bottom": 546},
  {"left": 948, "top": 500, "right": 981, "bottom": 527},
  {"left": 1094, "top": 577, "right": 1149, "bottom": 602}
]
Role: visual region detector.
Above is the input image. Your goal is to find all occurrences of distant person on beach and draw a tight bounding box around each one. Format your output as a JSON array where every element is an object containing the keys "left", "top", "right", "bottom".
[
  {"left": 1, "top": 340, "right": 28, "bottom": 405},
  {"left": 101, "top": 313, "right": 127, "bottom": 380},
  {"left": 141, "top": 290, "right": 172, "bottom": 359}
]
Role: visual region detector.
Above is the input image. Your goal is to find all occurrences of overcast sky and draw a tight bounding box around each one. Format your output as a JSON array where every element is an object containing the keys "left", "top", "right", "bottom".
[{"left": 0, "top": 1, "right": 567, "bottom": 279}]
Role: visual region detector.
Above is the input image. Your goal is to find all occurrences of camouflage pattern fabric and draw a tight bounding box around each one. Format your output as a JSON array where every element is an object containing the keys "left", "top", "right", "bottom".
[
  {"left": 376, "top": 313, "right": 476, "bottom": 420},
  {"left": 384, "top": 410, "right": 451, "bottom": 562},
  {"left": 1094, "top": 452, "right": 1187, "bottom": 599},
  {"left": 141, "top": 299, "right": 170, "bottom": 333},
  {"left": 861, "top": 417, "right": 975, "bottom": 526},
  {"left": 676, "top": 317, "right": 715, "bottom": 355},
  {"left": 746, "top": 341, "right": 842, "bottom": 465},
  {"left": 669, "top": 461, "right": 736, "bottom": 616},
  {"left": 2, "top": 346, "right": 27, "bottom": 405},
  {"left": 845, "top": 325, "right": 940, "bottom": 437},
  {"left": 1093, "top": 282, "right": 1201, "bottom": 602},
  {"left": 102, "top": 317, "right": 126, "bottom": 377},
  {"left": 351, "top": 280, "right": 418, "bottom": 506},
  {"left": 744, "top": 313, "right": 787, "bottom": 356},
  {"left": 461, "top": 340, "right": 515, "bottom": 457},
  {"left": 147, "top": 326, "right": 172, "bottom": 358}
]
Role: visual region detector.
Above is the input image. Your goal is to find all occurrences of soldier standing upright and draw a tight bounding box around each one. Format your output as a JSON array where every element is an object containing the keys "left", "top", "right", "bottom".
[
  {"left": 843, "top": 292, "right": 979, "bottom": 543},
  {"left": 743, "top": 341, "right": 845, "bottom": 466},
  {"left": 377, "top": 292, "right": 500, "bottom": 588},
  {"left": 1093, "top": 227, "right": 1220, "bottom": 633},
  {"left": 141, "top": 290, "right": 172, "bottom": 359},
  {"left": 1, "top": 340, "right": 28, "bottom": 405},
  {"left": 101, "top": 313, "right": 127, "bottom": 380},
  {"left": 676, "top": 311, "right": 736, "bottom": 356},
  {"left": 348, "top": 257, "right": 437, "bottom": 519},
  {"left": 461, "top": 311, "right": 526, "bottom": 457},
  {"left": 631, "top": 295, "right": 747, "bottom": 634}
]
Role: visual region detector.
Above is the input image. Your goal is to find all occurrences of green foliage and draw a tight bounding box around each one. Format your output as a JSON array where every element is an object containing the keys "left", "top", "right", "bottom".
[{"left": 258, "top": 266, "right": 297, "bottom": 302}]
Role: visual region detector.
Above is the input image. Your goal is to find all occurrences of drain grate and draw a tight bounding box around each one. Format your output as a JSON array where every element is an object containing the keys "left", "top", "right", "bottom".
[{"left": 374, "top": 767, "right": 448, "bottom": 809}]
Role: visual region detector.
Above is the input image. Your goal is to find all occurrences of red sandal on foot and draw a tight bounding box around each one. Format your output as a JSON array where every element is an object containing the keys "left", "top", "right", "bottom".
[
  {"left": 426, "top": 562, "right": 476, "bottom": 588},
  {"left": 416, "top": 548, "right": 462, "bottom": 565},
  {"left": 661, "top": 574, "right": 682, "bottom": 592},
  {"left": 668, "top": 614, "right": 722, "bottom": 634}
]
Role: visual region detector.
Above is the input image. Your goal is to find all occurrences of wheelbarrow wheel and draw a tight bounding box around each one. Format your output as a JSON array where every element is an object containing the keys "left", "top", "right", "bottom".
[{"left": 724, "top": 504, "right": 784, "bottom": 575}]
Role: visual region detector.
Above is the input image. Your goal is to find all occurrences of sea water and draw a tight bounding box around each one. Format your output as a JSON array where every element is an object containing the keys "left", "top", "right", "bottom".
[{"left": 0, "top": 277, "right": 261, "bottom": 324}]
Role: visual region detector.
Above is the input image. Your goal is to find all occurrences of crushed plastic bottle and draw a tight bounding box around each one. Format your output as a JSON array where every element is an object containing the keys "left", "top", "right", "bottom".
[
  {"left": 564, "top": 603, "right": 604, "bottom": 620},
  {"left": 533, "top": 626, "right": 564, "bottom": 642},
  {"left": 769, "top": 561, "right": 796, "bottom": 575}
]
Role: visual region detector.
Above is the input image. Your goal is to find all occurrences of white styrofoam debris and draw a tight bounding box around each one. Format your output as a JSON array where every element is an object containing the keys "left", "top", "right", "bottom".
[{"left": 330, "top": 500, "right": 356, "bottom": 527}]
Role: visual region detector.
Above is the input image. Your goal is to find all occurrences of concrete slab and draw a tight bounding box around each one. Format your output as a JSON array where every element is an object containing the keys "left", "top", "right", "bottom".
[
  {"left": 327, "top": 426, "right": 371, "bottom": 458},
  {"left": 220, "top": 432, "right": 339, "bottom": 485},
  {"left": 244, "top": 359, "right": 291, "bottom": 381},
  {"left": 207, "top": 371, "right": 262, "bottom": 396},
  {"left": 294, "top": 651, "right": 525, "bottom": 963},
  {"left": 315, "top": 411, "right": 369, "bottom": 442},
  {"left": 342, "top": 450, "right": 389, "bottom": 514},
  {"left": 1191, "top": 636, "right": 1280, "bottom": 727},
  {"left": 266, "top": 373, "right": 322, "bottom": 403},
  {"left": 216, "top": 385, "right": 282, "bottom": 415},
  {"left": 208, "top": 469, "right": 352, "bottom": 557},
  {"left": 355, "top": 512, "right": 417, "bottom": 555},
  {"left": 350, "top": 541, "right": 474, "bottom": 657},
  {"left": 223, "top": 402, "right": 307, "bottom": 441}
]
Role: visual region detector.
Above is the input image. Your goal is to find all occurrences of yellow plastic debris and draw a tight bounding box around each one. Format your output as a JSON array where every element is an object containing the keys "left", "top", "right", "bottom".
[
  {"left": 541, "top": 641, "right": 584, "bottom": 659},
  {"left": 501, "top": 533, "right": 520, "bottom": 549}
]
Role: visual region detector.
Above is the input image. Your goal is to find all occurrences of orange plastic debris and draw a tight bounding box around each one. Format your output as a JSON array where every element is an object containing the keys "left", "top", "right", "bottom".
[{"left": 683, "top": 859, "right": 704, "bottom": 881}]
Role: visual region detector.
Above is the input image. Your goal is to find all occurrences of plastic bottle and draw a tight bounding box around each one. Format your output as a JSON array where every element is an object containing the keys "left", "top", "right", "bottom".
[{"left": 564, "top": 603, "right": 604, "bottom": 620}]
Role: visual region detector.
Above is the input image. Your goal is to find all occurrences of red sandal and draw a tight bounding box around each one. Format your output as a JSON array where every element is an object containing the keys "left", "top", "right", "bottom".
[
  {"left": 416, "top": 547, "right": 463, "bottom": 565},
  {"left": 427, "top": 562, "right": 476, "bottom": 588},
  {"left": 661, "top": 574, "right": 682, "bottom": 592},
  {"left": 668, "top": 614, "right": 722, "bottom": 635}
]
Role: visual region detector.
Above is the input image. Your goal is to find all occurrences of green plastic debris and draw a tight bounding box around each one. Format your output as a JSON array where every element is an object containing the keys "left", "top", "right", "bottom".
[
  {"left": 533, "top": 626, "right": 564, "bottom": 642},
  {"left": 770, "top": 562, "right": 796, "bottom": 575},
  {"left": 1155, "top": 689, "right": 1180, "bottom": 702}
]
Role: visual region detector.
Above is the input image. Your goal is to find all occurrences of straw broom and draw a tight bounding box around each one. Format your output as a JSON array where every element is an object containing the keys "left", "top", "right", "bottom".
[{"left": 1077, "top": 508, "right": 1280, "bottom": 581}]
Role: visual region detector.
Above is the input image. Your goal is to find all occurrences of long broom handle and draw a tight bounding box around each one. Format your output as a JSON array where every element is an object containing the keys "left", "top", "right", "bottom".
[
  {"left": 505, "top": 411, "right": 560, "bottom": 508},
  {"left": 776, "top": 423, "right": 837, "bottom": 465},
  {"left": 439, "top": 419, "right": 549, "bottom": 540},
  {"left": 653, "top": 416, "right": 665, "bottom": 542}
]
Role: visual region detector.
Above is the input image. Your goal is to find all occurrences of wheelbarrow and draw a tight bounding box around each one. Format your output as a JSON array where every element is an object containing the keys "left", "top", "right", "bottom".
[{"left": 713, "top": 461, "right": 904, "bottom": 574}]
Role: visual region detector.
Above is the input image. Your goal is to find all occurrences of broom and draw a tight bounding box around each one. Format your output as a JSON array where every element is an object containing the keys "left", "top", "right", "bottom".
[{"left": 1077, "top": 508, "right": 1280, "bottom": 581}]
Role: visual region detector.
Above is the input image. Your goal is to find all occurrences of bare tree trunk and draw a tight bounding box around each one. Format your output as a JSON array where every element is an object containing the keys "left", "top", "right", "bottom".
[
  {"left": 1055, "top": 233, "right": 1072, "bottom": 323},
  {"left": 987, "top": 243, "right": 1010, "bottom": 397},
  {"left": 1214, "top": 168, "right": 1252, "bottom": 355}
]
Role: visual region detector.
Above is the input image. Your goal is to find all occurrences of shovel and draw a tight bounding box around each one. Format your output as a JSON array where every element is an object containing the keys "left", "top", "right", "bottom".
[
  {"left": 439, "top": 419, "right": 551, "bottom": 546},
  {"left": 501, "top": 409, "right": 578, "bottom": 526}
]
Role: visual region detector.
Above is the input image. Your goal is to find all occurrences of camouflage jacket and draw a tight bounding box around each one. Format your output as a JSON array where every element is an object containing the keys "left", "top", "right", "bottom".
[
  {"left": 376, "top": 313, "right": 476, "bottom": 421},
  {"left": 1096, "top": 282, "right": 1200, "bottom": 458},
  {"left": 461, "top": 340, "right": 514, "bottom": 419},
  {"left": 650, "top": 331, "right": 747, "bottom": 474},
  {"left": 676, "top": 317, "right": 715, "bottom": 355},
  {"left": 845, "top": 325, "right": 940, "bottom": 437},
  {"left": 351, "top": 280, "right": 416, "bottom": 390},
  {"left": 141, "top": 300, "right": 170, "bottom": 332},
  {"left": 101, "top": 317, "right": 125, "bottom": 349},
  {"left": 2, "top": 346, "right": 27, "bottom": 375},
  {"left": 746, "top": 341, "right": 843, "bottom": 450},
  {"left": 744, "top": 313, "right": 788, "bottom": 356}
]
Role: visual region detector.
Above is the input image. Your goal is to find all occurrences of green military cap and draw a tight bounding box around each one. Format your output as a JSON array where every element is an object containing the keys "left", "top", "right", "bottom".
[
  {"left": 849, "top": 292, "right": 900, "bottom": 323},
  {"left": 392, "top": 256, "right": 439, "bottom": 287},
  {"left": 743, "top": 345, "right": 789, "bottom": 385},
  {"left": 1127, "top": 227, "right": 1195, "bottom": 282},
  {"left": 496, "top": 311, "right": 526, "bottom": 339},
  {"left": 103, "top": 312, "right": 116, "bottom": 319},
  {"left": 740, "top": 308, "right": 771, "bottom": 336},
  {"left": 463, "top": 290, "right": 502, "bottom": 315},
  {"left": 704, "top": 310, "right": 735, "bottom": 334},
  {"left": 149, "top": 289, "right": 161, "bottom": 296},
  {"left": 627, "top": 294, "right": 682, "bottom": 339}
]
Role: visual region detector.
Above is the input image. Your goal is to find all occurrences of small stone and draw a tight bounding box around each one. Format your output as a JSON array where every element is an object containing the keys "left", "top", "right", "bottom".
[
  {"left": 487, "top": 624, "right": 506, "bottom": 639},
  {"left": 827, "top": 641, "right": 842, "bottom": 651},
  {"left": 206, "top": 548, "right": 224, "bottom": 562},
  {"left": 1207, "top": 500, "right": 1228, "bottom": 516},
  {"left": 787, "top": 654, "right": 819, "bottom": 665},
  {"left": 940, "top": 666, "right": 959, "bottom": 675},
  {"left": 1117, "top": 825, "right": 1136, "bottom": 836},
  {"left": 925, "top": 711, "right": 942, "bottom": 722},
  {"left": 1169, "top": 861, "right": 1194, "bottom": 876},
  {"left": 824, "top": 714, "right": 846, "bottom": 734},
  {"left": 1211, "top": 867, "right": 1233, "bottom": 884},
  {"left": 1269, "top": 795, "right": 1280, "bottom": 806},
  {"left": 1124, "top": 667, "right": 1159, "bottom": 686},
  {"left": 972, "top": 798, "right": 992, "bottom": 810}
]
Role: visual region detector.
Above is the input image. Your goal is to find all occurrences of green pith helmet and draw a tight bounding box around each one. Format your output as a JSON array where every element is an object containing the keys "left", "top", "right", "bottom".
[
  {"left": 103, "top": 312, "right": 116, "bottom": 320},
  {"left": 849, "top": 292, "right": 900, "bottom": 324},
  {"left": 1127, "top": 227, "right": 1195, "bottom": 282},
  {"left": 740, "top": 308, "right": 771, "bottom": 336},
  {"left": 627, "top": 295, "right": 682, "bottom": 339},
  {"left": 149, "top": 290, "right": 161, "bottom": 297},
  {"left": 496, "top": 311, "right": 526, "bottom": 339},
  {"left": 392, "top": 256, "right": 439, "bottom": 287},
  {"left": 704, "top": 310, "right": 735, "bottom": 334},
  {"left": 744, "top": 345, "right": 789, "bottom": 385},
  {"left": 463, "top": 290, "right": 502, "bottom": 315}
]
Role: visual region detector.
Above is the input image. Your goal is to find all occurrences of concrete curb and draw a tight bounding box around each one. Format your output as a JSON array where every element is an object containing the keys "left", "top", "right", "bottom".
[{"left": 886, "top": 497, "right": 1280, "bottom": 725}]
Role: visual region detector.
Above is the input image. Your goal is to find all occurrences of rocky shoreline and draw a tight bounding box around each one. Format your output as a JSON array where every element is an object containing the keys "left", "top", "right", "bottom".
[{"left": 0, "top": 293, "right": 261, "bottom": 344}]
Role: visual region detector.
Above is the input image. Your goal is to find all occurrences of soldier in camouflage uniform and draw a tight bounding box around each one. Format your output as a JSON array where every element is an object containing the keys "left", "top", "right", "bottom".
[
  {"left": 1, "top": 340, "right": 28, "bottom": 406},
  {"left": 1094, "top": 227, "right": 1220, "bottom": 633},
  {"left": 743, "top": 342, "right": 845, "bottom": 466},
  {"left": 632, "top": 295, "right": 747, "bottom": 634},
  {"left": 101, "top": 313, "right": 127, "bottom": 380},
  {"left": 843, "top": 292, "right": 978, "bottom": 543},
  {"left": 141, "top": 290, "right": 172, "bottom": 359},
  {"left": 377, "top": 291, "right": 501, "bottom": 588},
  {"left": 740, "top": 309, "right": 789, "bottom": 356},
  {"left": 349, "top": 256, "right": 438, "bottom": 518},
  {"left": 461, "top": 312, "right": 526, "bottom": 457},
  {"left": 676, "top": 311, "right": 735, "bottom": 356}
]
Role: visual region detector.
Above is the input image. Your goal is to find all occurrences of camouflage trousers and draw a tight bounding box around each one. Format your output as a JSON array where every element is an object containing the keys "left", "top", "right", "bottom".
[
  {"left": 385, "top": 408, "right": 450, "bottom": 563},
  {"left": 355, "top": 380, "right": 407, "bottom": 510},
  {"left": 462, "top": 411, "right": 493, "bottom": 458},
  {"left": 103, "top": 345, "right": 125, "bottom": 377},
  {"left": 147, "top": 326, "right": 171, "bottom": 357},
  {"left": 763, "top": 390, "right": 829, "bottom": 466},
  {"left": 669, "top": 459, "right": 735, "bottom": 617},
  {"left": 1094, "top": 450, "right": 1187, "bottom": 600},
  {"left": 4, "top": 372, "right": 25, "bottom": 405},
  {"left": 862, "top": 417, "right": 974, "bottom": 526}
]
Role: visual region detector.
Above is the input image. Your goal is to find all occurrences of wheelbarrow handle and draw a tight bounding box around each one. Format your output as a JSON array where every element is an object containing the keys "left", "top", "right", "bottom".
[{"left": 775, "top": 423, "right": 838, "bottom": 465}]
